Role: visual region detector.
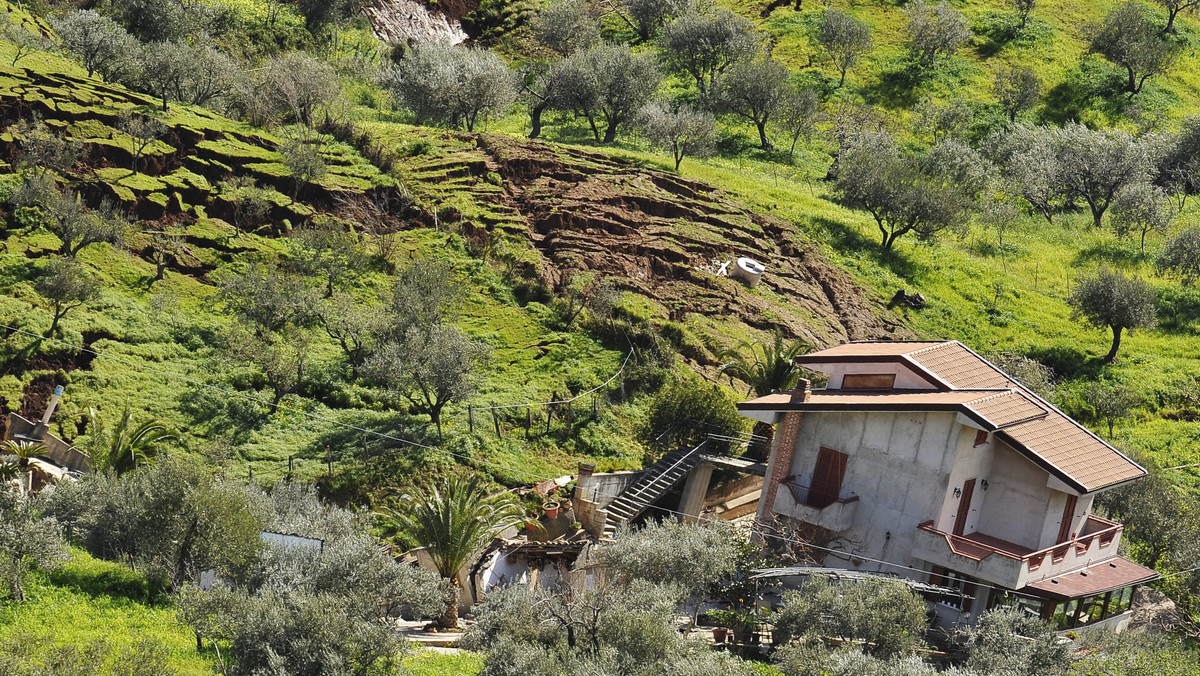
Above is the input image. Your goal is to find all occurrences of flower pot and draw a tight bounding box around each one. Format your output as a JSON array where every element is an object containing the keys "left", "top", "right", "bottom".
[
  {"left": 543, "top": 502, "right": 560, "bottom": 520},
  {"left": 525, "top": 522, "right": 538, "bottom": 532},
  {"left": 712, "top": 627, "right": 728, "bottom": 643}
]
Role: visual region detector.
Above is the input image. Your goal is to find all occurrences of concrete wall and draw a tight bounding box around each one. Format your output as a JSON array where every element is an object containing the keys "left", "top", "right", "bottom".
[
  {"left": 784, "top": 410, "right": 962, "bottom": 573},
  {"left": 973, "top": 443, "right": 1053, "bottom": 550},
  {"left": 574, "top": 470, "right": 638, "bottom": 537}
]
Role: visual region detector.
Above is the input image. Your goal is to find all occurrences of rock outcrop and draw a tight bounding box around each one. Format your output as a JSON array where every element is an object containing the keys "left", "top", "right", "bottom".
[{"left": 363, "top": 0, "right": 467, "bottom": 45}]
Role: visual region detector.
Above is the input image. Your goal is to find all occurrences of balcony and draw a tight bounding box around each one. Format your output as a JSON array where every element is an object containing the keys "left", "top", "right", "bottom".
[
  {"left": 772, "top": 478, "right": 859, "bottom": 532},
  {"left": 912, "top": 515, "right": 1123, "bottom": 589}
]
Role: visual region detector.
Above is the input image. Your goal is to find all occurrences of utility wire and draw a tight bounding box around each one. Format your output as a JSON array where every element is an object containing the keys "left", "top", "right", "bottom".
[{"left": 4, "top": 323, "right": 1172, "bottom": 598}]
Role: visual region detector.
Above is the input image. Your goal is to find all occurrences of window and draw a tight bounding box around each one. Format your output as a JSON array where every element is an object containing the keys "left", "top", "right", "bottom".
[
  {"left": 841, "top": 373, "right": 896, "bottom": 389},
  {"left": 973, "top": 429, "right": 989, "bottom": 447},
  {"left": 929, "top": 567, "right": 976, "bottom": 611}
]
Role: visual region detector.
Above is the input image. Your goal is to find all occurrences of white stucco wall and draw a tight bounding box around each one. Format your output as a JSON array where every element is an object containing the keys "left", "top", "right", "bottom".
[
  {"left": 806, "top": 362, "right": 938, "bottom": 390},
  {"left": 972, "top": 442, "right": 1054, "bottom": 550}
]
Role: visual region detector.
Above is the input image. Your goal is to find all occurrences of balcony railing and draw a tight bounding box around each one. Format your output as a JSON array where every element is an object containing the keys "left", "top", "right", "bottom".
[
  {"left": 773, "top": 478, "right": 859, "bottom": 531},
  {"left": 912, "top": 515, "right": 1123, "bottom": 589}
]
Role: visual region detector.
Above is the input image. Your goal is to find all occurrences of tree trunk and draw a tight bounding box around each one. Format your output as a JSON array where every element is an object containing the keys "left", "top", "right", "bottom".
[
  {"left": 1126, "top": 65, "right": 1138, "bottom": 94},
  {"left": 1105, "top": 325, "right": 1123, "bottom": 363},
  {"left": 1167, "top": 8, "right": 1179, "bottom": 33},
  {"left": 440, "top": 581, "right": 460, "bottom": 628},
  {"left": 529, "top": 101, "right": 547, "bottom": 139},
  {"left": 432, "top": 407, "right": 443, "bottom": 441},
  {"left": 755, "top": 120, "right": 773, "bottom": 151},
  {"left": 838, "top": 68, "right": 847, "bottom": 87},
  {"left": 45, "top": 310, "right": 63, "bottom": 338},
  {"left": 603, "top": 120, "right": 618, "bottom": 144}
]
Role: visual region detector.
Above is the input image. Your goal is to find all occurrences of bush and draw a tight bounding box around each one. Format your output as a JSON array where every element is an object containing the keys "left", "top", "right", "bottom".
[
  {"left": 644, "top": 375, "right": 744, "bottom": 451},
  {"left": 771, "top": 575, "right": 928, "bottom": 657}
]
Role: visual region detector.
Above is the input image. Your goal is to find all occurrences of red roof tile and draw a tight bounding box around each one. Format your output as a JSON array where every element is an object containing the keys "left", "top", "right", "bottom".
[
  {"left": 750, "top": 341, "right": 1146, "bottom": 492},
  {"left": 1023, "top": 556, "right": 1158, "bottom": 600}
]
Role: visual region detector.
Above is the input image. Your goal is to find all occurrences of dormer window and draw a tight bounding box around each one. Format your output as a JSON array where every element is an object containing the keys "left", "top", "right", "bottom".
[{"left": 841, "top": 373, "right": 896, "bottom": 390}]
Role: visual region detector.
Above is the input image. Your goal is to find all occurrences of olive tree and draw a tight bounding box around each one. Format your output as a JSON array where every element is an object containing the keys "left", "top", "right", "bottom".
[
  {"left": 173, "top": 42, "right": 240, "bottom": 108},
  {"left": 263, "top": 52, "right": 339, "bottom": 128},
  {"left": 712, "top": 53, "right": 790, "bottom": 151},
  {"left": 987, "top": 124, "right": 1063, "bottom": 222},
  {"left": 1158, "top": 0, "right": 1200, "bottom": 33},
  {"left": 0, "top": 493, "right": 68, "bottom": 603},
  {"left": 291, "top": 217, "right": 360, "bottom": 297},
  {"left": 532, "top": 0, "right": 600, "bottom": 56},
  {"left": 1014, "top": 0, "right": 1037, "bottom": 27},
  {"left": 362, "top": 324, "right": 490, "bottom": 439},
  {"left": 383, "top": 40, "right": 518, "bottom": 132},
  {"left": 1111, "top": 181, "right": 1175, "bottom": 255},
  {"left": 636, "top": 101, "right": 715, "bottom": 171},
  {"left": 905, "top": 1, "right": 971, "bottom": 68},
  {"left": 772, "top": 575, "right": 928, "bottom": 657},
  {"left": 994, "top": 65, "right": 1041, "bottom": 123},
  {"left": 1081, "top": 381, "right": 1141, "bottom": 438},
  {"left": 778, "top": 87, "right": 819, "bottom": 156},
  {"left": 548, "top": 44, "right": 661, "bottom": 143},
  {"left": 657, "top": 8, "right": 760, "bottom": 94},
  {"left": 1155, "top": 116, "right": 1200, "bottom": 204},
  {"left": 1158, "top": 227, "right": 1200, "bottom": 282},
  {"left": 1052, "top": 122, "right": 1153, "bottom": 229},
  {"left": 1069, "top": 267, "right": 1157, "bottom": 362},
  {"left": 597, "top": 519, "right": 742, "bottom": 618},
  {"left": 836, "top": 131, "right": 981, "bottom": 251},
  {"left": 279, "top": 134, "right": 326, "bottom": 202},
  {"left": 1090, "top": 1, "right": 1177, "bottom": 95},
  {"left": 139, "top": 41, "right": 188, "bottom": 112},
  {"left": 117, "top": 109, "right": 169, "bottom": 175},
  {"left": 9, "top": 119, "right": 82, "bottom": 177},
  {"left": 35, "top": 256, "right": 98, "bottom": 337},
  {"left": 3, "top": 16, "right": 47, "bottom": 67},
  {"left": 620, "top": 0, "right": 689, "bottom": 42},
  {"left": 814, "top": 8, "right": 872, "bottom": 87},
  {"left": 51, "top": 10, "right": 139, "bottom": 81},
  {"left": 964, "top": 608, "right": 1071, "bottom": 676},
  {"left": 24, "top": 189, "right": 126, "bottom": 256}
]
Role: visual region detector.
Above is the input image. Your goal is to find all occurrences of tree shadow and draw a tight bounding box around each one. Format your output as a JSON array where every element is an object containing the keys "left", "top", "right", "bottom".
[
  {"left": 46, "top": 559, "right": 166, "bottom": 605},
  {"left": 859, "top": 60, "right": 925, "bottom": 110},
  {"left": 1072, "top": 239, "right": 1144, "bottom": 267},
  {"left": 808, "top": 212, "right": 924, "bottom": 280},
  {"left": 1039, "top": 59, "right": 1127, "bottom": 126},
  {"left": 1022, "top": 344, "right": 1107, "bottom": 381}
]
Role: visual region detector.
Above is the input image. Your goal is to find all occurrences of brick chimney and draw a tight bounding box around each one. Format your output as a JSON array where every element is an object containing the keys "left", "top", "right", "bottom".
[{"left": 755, "top": 379, "right": 811, "bottom": 530}]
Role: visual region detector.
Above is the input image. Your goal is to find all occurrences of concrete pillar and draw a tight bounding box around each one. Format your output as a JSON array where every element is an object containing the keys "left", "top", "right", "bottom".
[
  {"left": 678, "top": 462, "right": 714, "bottom": 524},
  {"left": 754, "top": 380, "right": 811, "bottom": 531}
]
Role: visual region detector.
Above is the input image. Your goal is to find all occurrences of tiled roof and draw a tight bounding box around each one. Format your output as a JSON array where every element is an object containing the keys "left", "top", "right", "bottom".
[
  {"left": 1022, "top": 556, "right": 1158, "bottom": 600},
  {"left": 748, "top": 340, "right": 1146, "bottom": 492},
  {"left": 741, "top": 389, "right": 1047, "bottom": 431}
]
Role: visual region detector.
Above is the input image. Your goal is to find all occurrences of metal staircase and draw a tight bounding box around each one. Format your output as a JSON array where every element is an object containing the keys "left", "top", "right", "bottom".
[{"left": 600, "top": 441, "right": 707, "bottom": 539}]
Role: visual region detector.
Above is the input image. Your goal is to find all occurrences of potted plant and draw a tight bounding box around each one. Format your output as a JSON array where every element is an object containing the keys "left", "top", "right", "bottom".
[
  {"left": 712, "top": 626, "right": 728, "bottom": 643},
  {"left": 543, "top": 501, "right": 560, "bottom": 519}
]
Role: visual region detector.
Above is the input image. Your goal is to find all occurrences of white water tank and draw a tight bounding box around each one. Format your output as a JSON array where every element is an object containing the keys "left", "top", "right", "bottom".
[{"left": 731, "top": 257, "right": 766, "bottom": 288}]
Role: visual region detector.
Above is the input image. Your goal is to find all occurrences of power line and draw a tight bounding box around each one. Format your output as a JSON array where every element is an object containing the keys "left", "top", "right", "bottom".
[
  {"left": 470, "top": 352, "right": 630, "bottom": 411},
  {"left": 5, "top": 323, "right": 1173, "bottom": 598}
]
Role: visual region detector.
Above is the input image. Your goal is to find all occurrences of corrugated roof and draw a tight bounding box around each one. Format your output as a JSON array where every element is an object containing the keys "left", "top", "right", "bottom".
[
  {"left": 1022, "top": 556, "right": 1158, "bottom": 600},
  {"left": 747, "top": 341, "right": 1146, "bottom": 492}
]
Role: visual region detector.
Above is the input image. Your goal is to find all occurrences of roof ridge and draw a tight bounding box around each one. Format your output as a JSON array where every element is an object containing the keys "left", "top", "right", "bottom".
[{"left": 903, "top": 341, "right": 957, "bottom": 356}]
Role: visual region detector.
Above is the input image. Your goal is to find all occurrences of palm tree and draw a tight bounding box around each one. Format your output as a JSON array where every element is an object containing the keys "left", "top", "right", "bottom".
[
  {"left": 721, "top": 331, "right": 812, "bottom": 397},
  {"left": 88, "top": 405, "right": 177, "bottom": 475},
  {"left": 0, "top": 458, "right": 23, "bottom": 490},
  {"left": 384, "top": 475, "right": 525, "bottom": 628},
  {"left": 0, "top": 440, "right": 44, "bottom": 493}
]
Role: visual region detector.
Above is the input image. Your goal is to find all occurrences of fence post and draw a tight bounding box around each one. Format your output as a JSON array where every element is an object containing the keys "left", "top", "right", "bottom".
[
  {"left": 526, "top": 408, "right": 532, "bottom": 439},
  {"left": 545, "top": 405, "right": 553, "bottom": 434},
  {"left": 287, "top": 455, "right": 293, "bottom": 482},
  {"left": 592, "top": 394, "right": 598, "bottom": 418},
  {"left": 492, "top": 405, "right": 502, "bottom": 439},
  {"left": 326, "top": 445, "right": 332, "bottom": 478}
]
